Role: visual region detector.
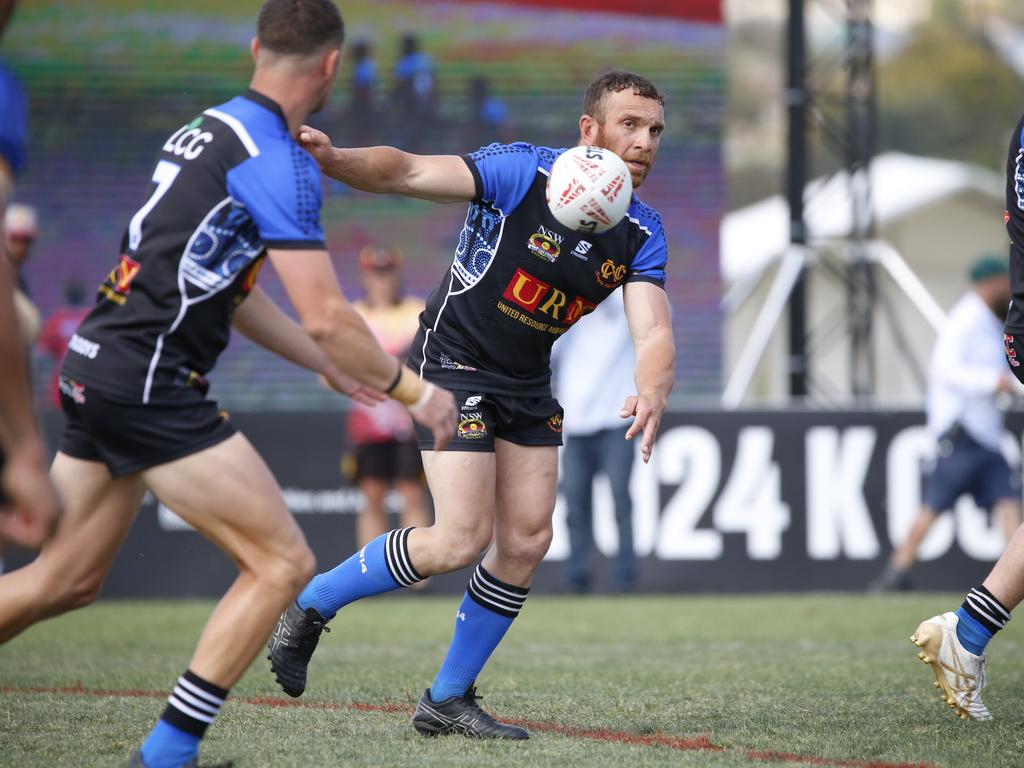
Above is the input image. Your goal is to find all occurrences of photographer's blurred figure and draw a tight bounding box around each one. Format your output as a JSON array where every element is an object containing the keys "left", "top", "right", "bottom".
[
  {"left": 345, "top": 246, "right": 430, "bottom": 554},
  {"left": 873, "top": 255, "right": 1022, "bottom": 591}
]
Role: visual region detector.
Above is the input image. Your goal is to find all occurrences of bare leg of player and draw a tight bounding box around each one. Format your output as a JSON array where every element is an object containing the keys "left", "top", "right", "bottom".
[
  {"left": 415, "top": 440, "right": 557, "bottom": 739},
  {"left": 355, "top": 477, "right": 390, "bottom": 548},
  {"left": 407, "top": 451, "right": 496, "bottom": 573},
  {"left": 482, "top": 441, "right": 557, "bottom": 588},
  {"left": 132, "top": 432, "right": 315, "bottom": 766},
  {"left": 0, "top": 453, "right": 144, "bottom": 644},
  {"left": 142, "top": 433, "right": 314, "bottom": 687}
]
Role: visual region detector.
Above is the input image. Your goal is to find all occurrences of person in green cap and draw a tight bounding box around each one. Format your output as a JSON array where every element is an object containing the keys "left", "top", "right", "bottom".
[{"left": 872, "top": 254, "right": 1020, "bottom": 595}]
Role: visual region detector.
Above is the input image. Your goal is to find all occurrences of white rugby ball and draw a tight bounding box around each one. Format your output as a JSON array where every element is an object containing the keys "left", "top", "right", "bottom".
[{"left": 545, "top": 145, "right": 632, "bottom": 234}]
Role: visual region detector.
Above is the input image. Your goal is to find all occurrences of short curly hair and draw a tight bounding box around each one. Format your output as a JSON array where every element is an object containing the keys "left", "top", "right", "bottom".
[{"left": 583, "top": 71, "right": 665, "bottom": 121}]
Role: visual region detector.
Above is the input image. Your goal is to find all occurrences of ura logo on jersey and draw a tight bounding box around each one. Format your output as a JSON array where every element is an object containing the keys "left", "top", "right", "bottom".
[
  {"left": 500, "top": 268, "right": 597, "bottom": 330},
  {"left": 595, "top": 258, "right": 627, "bottom": 289},
  {"left": 163, "top": 118, "right": 214, "bottom": 161},
  {"left": 527, "top": 226, "right": 563, "bottom": 263}
]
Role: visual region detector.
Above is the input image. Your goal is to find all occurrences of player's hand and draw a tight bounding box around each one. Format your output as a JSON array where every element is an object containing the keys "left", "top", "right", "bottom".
[
  {"left": 318, "top": 367, "right": 388, "bottom": 407},
  {"left": 0, "top": 438, "right": 59, "bottom": 550},
  {"left": 409, "top": 384, "right": 458, "bottom": 451},
  {"left": 620, "top": 394, "right": 663, "bottom": 464},
  {"left": 297, "top": 125, "right": 334, "bottom": 166}
]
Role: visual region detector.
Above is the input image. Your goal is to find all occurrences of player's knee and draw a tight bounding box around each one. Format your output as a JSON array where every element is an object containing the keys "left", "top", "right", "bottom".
[
  {"left": 258, "top": 541, "right": 316, "bottom": 596},
  {"left": 500, "top": 523, "right": 553, "bottom": 568},
  {"left": 425, "top": 523, "right": 491, "bottom": 571}
]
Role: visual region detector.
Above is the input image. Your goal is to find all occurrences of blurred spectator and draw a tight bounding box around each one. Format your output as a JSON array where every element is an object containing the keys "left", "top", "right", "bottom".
[
  {"left": 555, "top": 288, "right": 637, "bottom": 593},
  {"left": 0, "top": 5, "right": 27, "bottom": 215},
  {"left": 3, "top": 202, "right": 39, "bottom": 344},
  {"left": 872, "top": 255, "right": 1022, "bottom": 591},
  {"left": 344, "top": 246, "right": 431, "bottom": 557},
  {"left": 392, "top": 33, "right": 436, "bottom": 152},
  {"left": 38, "top": 279, "right": 90, "bottom": 408},
  {"left": 347, "top": 38, "right": 378, "bottom": 146},
  {"left": 464, "top": 75, "right": 511, "bottom": 149}
]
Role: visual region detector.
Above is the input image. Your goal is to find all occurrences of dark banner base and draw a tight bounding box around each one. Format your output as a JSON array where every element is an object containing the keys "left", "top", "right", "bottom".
[{"left": 5, "top": 409, "right": 1016, "bottom": 596}]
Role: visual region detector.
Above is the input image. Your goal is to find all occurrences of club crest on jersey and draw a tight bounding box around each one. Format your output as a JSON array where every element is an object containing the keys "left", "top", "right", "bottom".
[
  {"left": 527, "top": 226, "right": 563, "bottom": 263},
  {"left": 595, "top": 258, "right": 627, "bottom": 289},
  {"left": 457, "top": 418, "right": 487, "bottom": 439},
  {"left": 547, "top": 414, "right": 563, "bottom": 433},
  {"left": 99, "top": 254, "right": 141, "bottom": 305}
]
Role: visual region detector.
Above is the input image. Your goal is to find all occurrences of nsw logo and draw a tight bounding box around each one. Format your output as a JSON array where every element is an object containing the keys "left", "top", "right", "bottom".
[{"left": 527, "top": 225, "right": 563, "bottom": 263}]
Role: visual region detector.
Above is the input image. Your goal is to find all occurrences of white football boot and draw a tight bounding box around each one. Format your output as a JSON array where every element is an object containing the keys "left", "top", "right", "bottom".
[{"left": 910, "top": 611, "right": 992, "bottom": 721}]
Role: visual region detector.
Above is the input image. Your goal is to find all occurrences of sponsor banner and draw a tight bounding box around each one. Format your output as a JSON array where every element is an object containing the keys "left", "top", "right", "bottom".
[{"left": 11, "top": 409, "right": 1021, "bottom": 595}]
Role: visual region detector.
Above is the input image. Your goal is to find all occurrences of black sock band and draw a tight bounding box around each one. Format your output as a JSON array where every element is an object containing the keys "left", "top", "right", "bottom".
[
  {"left": 384, "top": 527, "right": 424, "bottom": 587},
  {"left": 160, "top": 669, "right": 229, "bottom": 737},
  {"left": 466, "top": 564, "right": 529, "bottom": 618},
  {"left": 962, "top": 585, "right": 1012, "bottom": 635}
]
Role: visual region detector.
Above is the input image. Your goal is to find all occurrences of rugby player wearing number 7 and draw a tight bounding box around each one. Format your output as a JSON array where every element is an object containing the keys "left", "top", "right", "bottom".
[
  {"left": 267, "top": 70, "right": 675, "bottom": 739},
  {"left": 0, "top": 2, "right": 458, "bottom": 766}
]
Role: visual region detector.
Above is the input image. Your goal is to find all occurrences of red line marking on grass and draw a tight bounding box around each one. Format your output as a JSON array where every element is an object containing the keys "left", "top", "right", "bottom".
[{"left": 0, "top": 685, "right": 932, "bottom": 768}]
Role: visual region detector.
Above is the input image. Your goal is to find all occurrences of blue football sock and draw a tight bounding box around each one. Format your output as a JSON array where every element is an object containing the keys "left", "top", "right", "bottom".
[
  {"left": 956, "top": 585, "right": 1012, "bottom": 655},
  {"left": 430, "top": 565, "right": 529, "bottom": 702},
  {"left": 297, "top": 527, "right": 423, "bottom": 620},
  {"left": 955, "top": 607, "right": 993, "bottom": 655},
  {"left": 141, "top": 670, "right": 227, "bottom": 768},
  {"left": 140, "top": 721, "right": 199, "bottom": 768}
]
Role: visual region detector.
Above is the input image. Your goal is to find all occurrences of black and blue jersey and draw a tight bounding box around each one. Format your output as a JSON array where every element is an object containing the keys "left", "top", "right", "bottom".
[
  {"left": 63, "top": 90, "right": 324, "bottom": 404},
  {"left": 407, "top": 142, "right": 667, "bottom": 397},
  {"left": 1006, "top": 113, "right": 1024, "bottom": 332}
]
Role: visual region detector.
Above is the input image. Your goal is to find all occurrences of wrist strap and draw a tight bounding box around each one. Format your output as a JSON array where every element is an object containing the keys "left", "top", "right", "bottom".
[{"left": 385, "top": 363, "right": 404, "bottom": 394}]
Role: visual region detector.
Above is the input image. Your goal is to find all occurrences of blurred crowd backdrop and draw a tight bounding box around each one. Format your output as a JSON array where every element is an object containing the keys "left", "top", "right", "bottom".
[{"left": 3, "top": 0, "right": 724, "bottom": 409}]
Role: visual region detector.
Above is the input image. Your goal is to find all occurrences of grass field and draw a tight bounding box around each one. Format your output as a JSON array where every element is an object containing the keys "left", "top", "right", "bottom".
[{"left": 2, "top": 594, "right": 1024, "bottom": 767}]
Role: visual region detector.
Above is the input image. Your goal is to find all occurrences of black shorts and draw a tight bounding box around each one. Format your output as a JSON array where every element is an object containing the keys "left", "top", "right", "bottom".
[
  {"left": 58, "top": 377, "right": 236, "bottom": 478},
  {"left": 352, "top": 438, "right": 423, "bottom": 482},
  {"left": 415, "top": 388, "right": 564, "bottom": 452}
]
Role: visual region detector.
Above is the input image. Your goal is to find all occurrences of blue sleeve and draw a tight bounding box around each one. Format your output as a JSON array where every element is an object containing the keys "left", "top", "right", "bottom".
[
  {"left": 627, "top": 224, "right": 668, "bottom": 287},
  {"left": 461, "top": 142, "right": 539, "bottom": 215},
  {"left": 226, "top": 145, "right": 325, "bottom": 249},
  {"left": 0, "top": 64, "right": 28, "bottom": 174}
]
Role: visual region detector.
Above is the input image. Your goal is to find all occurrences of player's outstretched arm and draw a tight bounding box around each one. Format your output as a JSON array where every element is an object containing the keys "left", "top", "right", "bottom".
[
  {"left": 298, "top": 125, "right": 476, "bottom": 204},
  {"left": 621, "top": 282, "right": 676, "bottom": 464},
  {"left": 233, "top": 285, "right": 386, "bottom": 407},
  {"left": 268, "top": 248, "right": 457, "bottom": 448},
  {"left": 0, "top": 258, "right": 59, "bottom": 549}
]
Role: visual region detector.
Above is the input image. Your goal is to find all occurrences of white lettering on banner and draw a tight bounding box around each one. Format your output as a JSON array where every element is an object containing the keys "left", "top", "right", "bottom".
[
  {"left": 712, "top": 427, "right": 790, "bottom": 559},
  {"left": 886, "top": 426, "right": 953, "bottom": 561},
  {"left": 806, "top": 426, "right": 880, "bottom": 559},
  {"left": 655, "top": 427, "right": 723, "bottom": 559}
]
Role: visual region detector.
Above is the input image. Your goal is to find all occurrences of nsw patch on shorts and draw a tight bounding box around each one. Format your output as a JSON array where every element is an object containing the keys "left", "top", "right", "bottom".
[{"left": 415, "top": 388, "right": 564, "bottom": 452}]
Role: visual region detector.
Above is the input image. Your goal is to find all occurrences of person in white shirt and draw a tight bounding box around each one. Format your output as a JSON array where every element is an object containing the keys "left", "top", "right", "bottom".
[
  {"left": 873, "top": 255, "right": 1021, "bottom": 591},
  {"left": 555, "top": 288, "right": 638, "bottom": 592}
]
